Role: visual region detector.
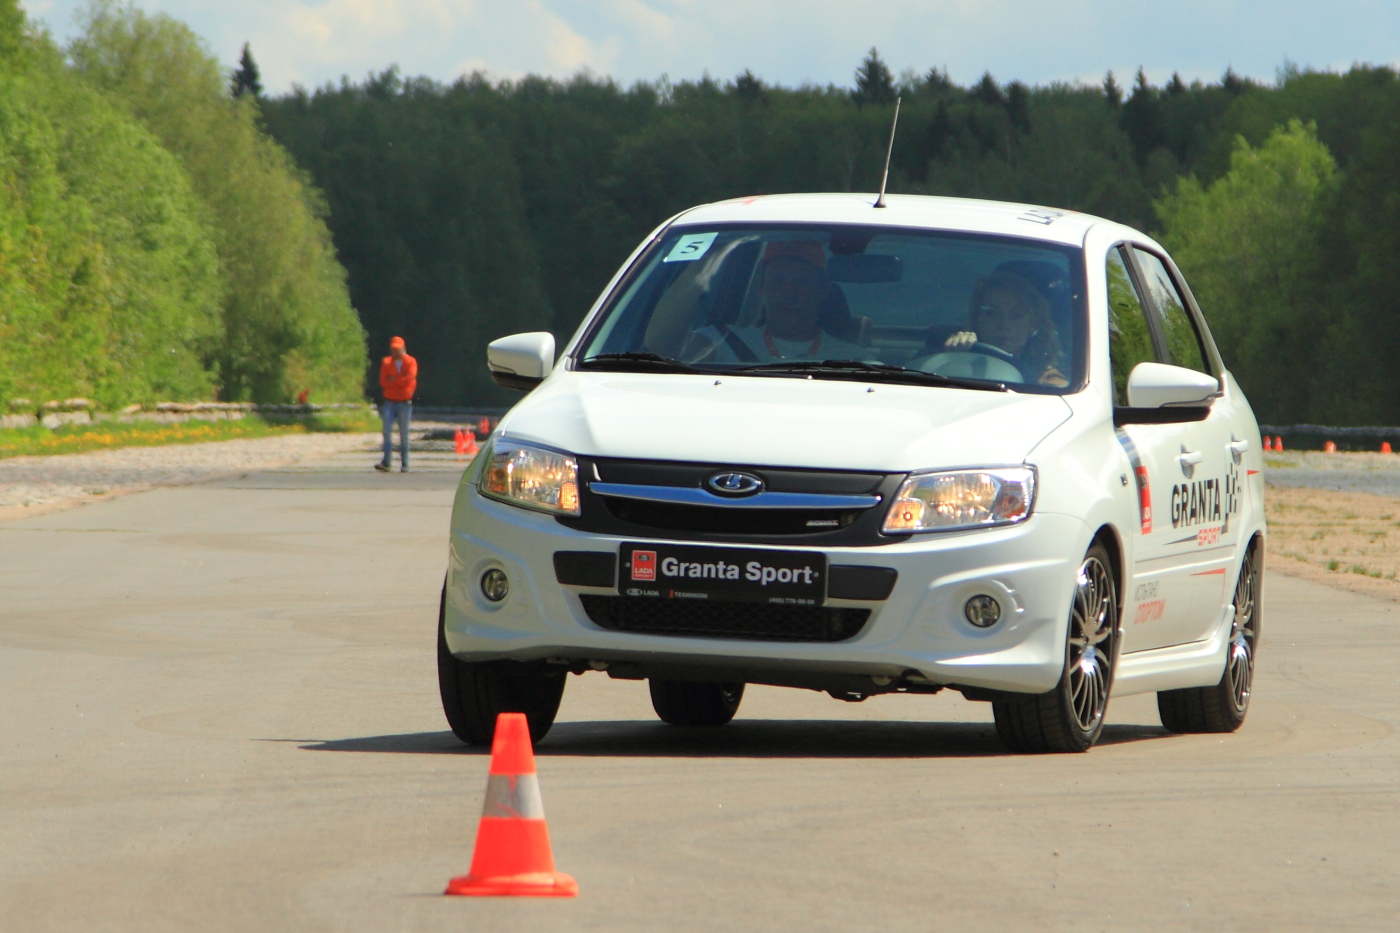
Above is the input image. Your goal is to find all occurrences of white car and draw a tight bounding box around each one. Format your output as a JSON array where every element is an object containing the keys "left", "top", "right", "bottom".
[{"left": 438, "top": 193, "right": 1264, "bottom": 753}]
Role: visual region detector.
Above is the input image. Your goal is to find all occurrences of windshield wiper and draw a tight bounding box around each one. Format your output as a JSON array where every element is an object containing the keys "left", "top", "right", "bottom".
[
  {"left": 732, "top": 359, "right": 1007, "bottom": 392},
  {"left": 578, "top": 352, "right": 704, "bottom": 374}
]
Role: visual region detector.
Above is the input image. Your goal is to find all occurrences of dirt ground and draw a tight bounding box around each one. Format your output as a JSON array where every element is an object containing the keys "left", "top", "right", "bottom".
[{"left": 1265, "top": 481, "right": 1400, "bottom": 601}]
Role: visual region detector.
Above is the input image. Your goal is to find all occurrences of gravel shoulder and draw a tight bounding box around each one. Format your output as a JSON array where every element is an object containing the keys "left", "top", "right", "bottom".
[
  {"left": 1264, "top": 449, "right": 1400, "bottom": 496},
  {"left": 1265, "top": 450, "right": 1400, "bottom": 601},
  {"left": 0, "top": 432, "right": 379, "bottom": 520}
]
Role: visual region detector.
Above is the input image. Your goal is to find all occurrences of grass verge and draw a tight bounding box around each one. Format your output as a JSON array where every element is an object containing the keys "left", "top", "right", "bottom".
[{"left": 0, "top": 410, "right": 378, "bottom": 460}]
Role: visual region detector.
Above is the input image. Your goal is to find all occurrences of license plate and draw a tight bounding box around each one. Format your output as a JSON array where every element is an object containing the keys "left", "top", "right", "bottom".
[{"left": 619, "top": 543, "right": 826, "bottom": 606}]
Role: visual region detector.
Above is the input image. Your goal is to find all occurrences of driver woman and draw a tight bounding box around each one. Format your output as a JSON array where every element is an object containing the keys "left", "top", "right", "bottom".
[{"left": 943, "top": 270, "right": 1068, "bottom": 386}]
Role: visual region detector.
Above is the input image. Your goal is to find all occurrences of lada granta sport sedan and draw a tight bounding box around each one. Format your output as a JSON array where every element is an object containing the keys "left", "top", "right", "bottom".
[{"left": 437, "top": 193, "right": 1265, "bottom": 754}]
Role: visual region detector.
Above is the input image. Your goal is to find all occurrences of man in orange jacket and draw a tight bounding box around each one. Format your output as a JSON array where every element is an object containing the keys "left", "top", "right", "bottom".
[{"left": 376, "top": 336, "right": 417, "bottom": 472}]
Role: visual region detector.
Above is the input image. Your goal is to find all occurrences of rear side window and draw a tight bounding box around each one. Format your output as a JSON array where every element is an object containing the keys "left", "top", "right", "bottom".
[
  {"left": 1132, "top": 248, "right": 1209, "bottom": 374},
  {"left": 1106, "top": 248, "right": 1154, "bottom": 407}
]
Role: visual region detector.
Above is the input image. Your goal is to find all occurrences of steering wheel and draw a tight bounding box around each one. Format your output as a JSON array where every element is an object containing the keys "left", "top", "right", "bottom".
[{"left": 966, "top": 342, "right": 1017, "bottom": 364}]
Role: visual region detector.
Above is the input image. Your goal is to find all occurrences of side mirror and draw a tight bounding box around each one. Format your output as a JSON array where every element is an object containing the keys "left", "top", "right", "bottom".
[
  {"left": 487, "top": 332, "right": 555, "bottom": 392},
  {"left": 1125, "top": 361, "right": 1219, "bottom": 408}
]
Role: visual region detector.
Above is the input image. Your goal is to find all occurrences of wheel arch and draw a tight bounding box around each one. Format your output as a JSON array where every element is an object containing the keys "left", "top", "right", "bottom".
[{"left": 1090, "top": 522, "right": 1128, "bottom": 623}]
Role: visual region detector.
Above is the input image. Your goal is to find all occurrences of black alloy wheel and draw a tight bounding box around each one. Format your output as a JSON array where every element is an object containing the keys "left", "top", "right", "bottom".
[{"left": 994, "top": 541, "right": 1120, "bottom": 753}]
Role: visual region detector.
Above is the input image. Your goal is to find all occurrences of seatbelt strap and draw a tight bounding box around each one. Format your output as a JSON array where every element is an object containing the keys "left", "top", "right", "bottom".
[{"left": 715, "top": 324, "right": 759, "bottom": 362}]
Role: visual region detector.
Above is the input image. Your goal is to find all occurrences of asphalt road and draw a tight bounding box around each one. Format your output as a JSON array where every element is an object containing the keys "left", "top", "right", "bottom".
[{"left": 3, "top": 451, "right": 1398, "bottom": 931}]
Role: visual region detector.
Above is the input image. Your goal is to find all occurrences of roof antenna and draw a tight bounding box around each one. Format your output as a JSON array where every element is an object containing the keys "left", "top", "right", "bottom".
[{"left": 873, "top": 96, "right": 901, "bottom": 209}]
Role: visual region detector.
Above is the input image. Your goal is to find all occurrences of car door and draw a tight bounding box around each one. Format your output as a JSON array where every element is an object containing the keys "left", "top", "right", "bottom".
[
  {"left": 1108, "top": 246, "right": 1196, "bottom": 653},
  {"left": 1118, "top": 245, "right": 1241, "bottom": 650}
]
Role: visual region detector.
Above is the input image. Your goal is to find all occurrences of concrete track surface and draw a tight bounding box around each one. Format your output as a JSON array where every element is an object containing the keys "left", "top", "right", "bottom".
[{"left": 3, "top": 451, "right": 1398, "bottom": 932}]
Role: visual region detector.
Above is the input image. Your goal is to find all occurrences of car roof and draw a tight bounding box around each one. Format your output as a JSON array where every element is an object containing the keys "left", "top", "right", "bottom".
[{"left": 669, "top": 193, "right": 1105, "bottom": 247}]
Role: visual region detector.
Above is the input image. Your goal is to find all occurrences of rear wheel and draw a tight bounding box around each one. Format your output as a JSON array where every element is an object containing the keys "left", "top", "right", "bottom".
[
  {"left": 437, "top": 587, "right": 565, "bottom": 746},
  {"left": 994, "top": 542, "right": 1119, "bottom": 753},
  {"left": 1158, "top": 542, "right": 1260, "bottom": 734},
  {"left": 649, "top": 680, "right": 745, "bottom": 727}
]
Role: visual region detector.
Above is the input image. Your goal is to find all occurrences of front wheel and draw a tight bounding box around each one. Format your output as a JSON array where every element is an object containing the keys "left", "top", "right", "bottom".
[
  {"left": 1158, "top": 541, "right": 1260, "bottom": 734},
  {"left": 994, "top": 542, "right": 1119, "bottom": 753},
  {"left": 649, "top": 680, "right": 745, "bottom": 727},
  {"left": 437, "top": 587, "right": 565, "bottom": 746}
]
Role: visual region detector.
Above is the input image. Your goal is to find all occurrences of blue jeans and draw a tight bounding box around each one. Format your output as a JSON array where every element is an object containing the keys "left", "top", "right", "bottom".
[{"left": 381, "top": 400, "right": 411, "bottom": 468}]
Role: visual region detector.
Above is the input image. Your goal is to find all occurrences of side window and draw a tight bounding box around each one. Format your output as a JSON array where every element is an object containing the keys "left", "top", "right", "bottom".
[
  {"left": 1106, "top": 247, "right": 1155, "bottom": 407},
  {"left": 1132, "top": 248, "right": 1209, "bottom": 374}
]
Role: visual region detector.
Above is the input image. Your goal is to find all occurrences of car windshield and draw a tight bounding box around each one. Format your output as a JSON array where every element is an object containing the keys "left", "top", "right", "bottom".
[{"left": 577, "top": 224, "right": 1086, "bottom": 393}]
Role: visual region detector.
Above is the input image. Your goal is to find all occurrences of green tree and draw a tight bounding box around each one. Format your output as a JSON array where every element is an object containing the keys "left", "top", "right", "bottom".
[
  {"left": 1121, "top": 68, "right": 1164, "bottom": 165},
  {"left": 1103, "top": 71, "right": 1123, "bottom": 107},
  {"left": 733, "top": 69, "right": 765, "bottom": 104},
  {"left": 230, "top": 42, "right": 262, "bottom": 98},
  {"left": 853, "top": 48, "right": 895, "bottom": 106},
  {"left": 0, "top": 0, "right": 221, "bottom": 408},
  {"left": 0, "top": 0, "right": 22, "bottom": 58},
  {"left": 1005, "top": 80, "right": 1031, "bottom": 135},
  {"left": 1156, "top": 120, "right": 1337, "bottom": 421},
  {"left": 70, "top": 1, "right": 366, "bottom": 402},
  {"left": 262, "top": 68, "right": 553, "bottom": 405},
  {"left": 972, "top": 72, "right": 1005, "bottom": 107}
]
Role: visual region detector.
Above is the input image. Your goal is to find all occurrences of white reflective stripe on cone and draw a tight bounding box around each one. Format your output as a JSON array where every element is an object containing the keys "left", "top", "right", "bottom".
[{"left": 481, "top": 773, "right": 545, "bottom": 820}]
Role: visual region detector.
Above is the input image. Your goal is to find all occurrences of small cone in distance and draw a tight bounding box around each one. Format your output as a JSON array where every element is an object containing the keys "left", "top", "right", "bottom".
[
  {"left": 1383, "top": 442, "right": 1393, "bottom": 454},
  {"left": 454, "top": 429, "right": 467, "bottom": 455},
  {"left": 478, "top": 416, "right": 491, "bottom": 436},
  {"left": 1324, "top": 440, "right": 1337, "bottom": 453},
  {"left": 445, "top": 713, "right": 577, "bottom": 897},
  {"left": 464, "top": 432, "right": 479, "bottom": 456},
  {"left": 1274, "top": 436, "right": 1284, "bottom": 451},
  {"left": 1263, "top": 436, "right": 1272, "bottom": 451}
]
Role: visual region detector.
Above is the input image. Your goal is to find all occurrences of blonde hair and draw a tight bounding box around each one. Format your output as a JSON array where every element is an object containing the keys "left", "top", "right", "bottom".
[{"left": 968, "top": 271, "right": 1063, "bottom": 374}]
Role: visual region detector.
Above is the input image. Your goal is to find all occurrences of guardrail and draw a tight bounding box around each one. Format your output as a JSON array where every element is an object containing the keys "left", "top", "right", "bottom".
[{"left": 1, "top": 400, "right": 374, "bottom": 431}]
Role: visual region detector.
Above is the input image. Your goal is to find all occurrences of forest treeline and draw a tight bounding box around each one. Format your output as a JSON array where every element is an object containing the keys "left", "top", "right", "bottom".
[
  {"left": 0, "top": 0, "right": 365, "bottom": 411},
  {"left": 7, "top": 1, "right": 1400, "bottom": 424},
  {"left": 263, "top": 51, "right": 1400, "bottom": 423}
]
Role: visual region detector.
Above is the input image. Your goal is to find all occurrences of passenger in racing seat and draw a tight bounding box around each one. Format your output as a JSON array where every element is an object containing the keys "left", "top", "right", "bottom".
[
  {"left": 678, "top": 240, "right": 867, "bottom": 364},
  {"left": 938, "top": 270, "right": 1068, "bottom": 386}
]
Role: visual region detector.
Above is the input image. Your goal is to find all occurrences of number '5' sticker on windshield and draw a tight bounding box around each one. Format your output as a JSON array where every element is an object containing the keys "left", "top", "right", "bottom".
[{"left": 663, "top": 232, "right": 717, "bottom": 263}]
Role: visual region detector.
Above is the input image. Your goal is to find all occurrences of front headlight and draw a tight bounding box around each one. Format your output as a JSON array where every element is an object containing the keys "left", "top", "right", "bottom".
[
  {"left": 883, "top": 467, "right": 1035, "bottom": 533},
  {"left": 480, "top": 439, "right": 581, "bottom": 516}
]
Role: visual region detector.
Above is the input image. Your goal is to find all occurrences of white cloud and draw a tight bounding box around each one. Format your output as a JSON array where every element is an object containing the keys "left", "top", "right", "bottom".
[{"left": 22, "top": 0, "right": 1400, "bottom": 95}]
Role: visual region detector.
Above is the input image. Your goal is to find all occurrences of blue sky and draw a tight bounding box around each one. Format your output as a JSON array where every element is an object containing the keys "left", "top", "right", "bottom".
[{"left": 23, "top": 1, "right": 1400, "bottom": 95}]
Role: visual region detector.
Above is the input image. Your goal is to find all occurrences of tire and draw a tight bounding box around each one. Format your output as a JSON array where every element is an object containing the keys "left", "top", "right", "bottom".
[
  {"left": 1158, "top": 541, "right": 1261, "bottom": 734},
  {"left": 994, "top": 541, "right": 1119, "bottom": 753},
  {"left": 649, "top": 679, "right": 745, "bottom": 727},
  {"left": 437, "top": 586, "right": 565, "bottom": 746}
]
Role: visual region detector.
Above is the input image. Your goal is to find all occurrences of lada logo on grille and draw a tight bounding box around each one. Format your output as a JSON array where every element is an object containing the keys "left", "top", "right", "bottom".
[{"left": 706, "top": 471, "right": 764, "bottom": 497}]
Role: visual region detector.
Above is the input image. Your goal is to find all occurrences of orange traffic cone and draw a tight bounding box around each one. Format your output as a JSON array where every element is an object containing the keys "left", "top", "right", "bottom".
[
  {"left": 1263, "top": 436, "right": 1272, "bottom": 451},
  {"left": 478, "top": 416, "right": 491, "bottom": 436},
  {"left": 464, "top": 432, "right": 479, "bottom": 456},
  {"left": 454, "top": 429, "right": 468, "bottom": 456},
  {"left": 1383, "top": 442, "right": 1393, "bottom": 454},
  {"left": 1274, "top": 436, "right": 1284, "bottom": 451},
  {"left": 1324, "top": 440, "right": 1337, "bottom": 453},
  {"left": 445, "top": 713, "right": 577, "bottom": 897}
]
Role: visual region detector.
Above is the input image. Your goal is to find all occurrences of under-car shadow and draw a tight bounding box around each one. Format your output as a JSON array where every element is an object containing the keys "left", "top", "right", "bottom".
[{"left": 289, "top": 719, "right": 1168, "bottom": 759}]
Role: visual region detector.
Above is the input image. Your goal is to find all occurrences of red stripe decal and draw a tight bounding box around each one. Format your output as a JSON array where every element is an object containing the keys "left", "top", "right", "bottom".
[
  {"left": 1191, "top": 568, "right": 1228, "bottom": 576},
  {"left": 1247, "top": 469, "right": 1260, "bottom": 476}
]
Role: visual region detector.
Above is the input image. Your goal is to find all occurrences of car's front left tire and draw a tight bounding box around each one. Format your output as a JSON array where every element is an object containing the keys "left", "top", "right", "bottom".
[
  {"left": 437, "top": 586, "right": 566, "bottom": 746},
  {"left": 993, "top": 541, "right": 1120, "bottom": 753}
]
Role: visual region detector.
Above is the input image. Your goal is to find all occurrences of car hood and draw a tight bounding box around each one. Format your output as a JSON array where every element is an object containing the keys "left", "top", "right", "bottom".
[{"left": 496, "top": 372, "right": 1072, "bottom": 472}]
